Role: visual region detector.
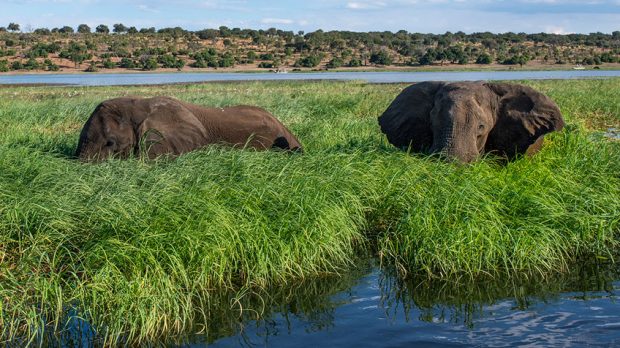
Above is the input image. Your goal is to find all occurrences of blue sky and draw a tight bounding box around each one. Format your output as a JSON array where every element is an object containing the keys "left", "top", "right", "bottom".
[{"left": 2, "top": 0, "right": 619, "bottom": 34}]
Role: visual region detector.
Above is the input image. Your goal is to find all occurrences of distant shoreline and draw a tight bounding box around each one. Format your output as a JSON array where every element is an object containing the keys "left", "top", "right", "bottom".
[{"left": 2, "top": 63, "right": 620, "bottom": 76}]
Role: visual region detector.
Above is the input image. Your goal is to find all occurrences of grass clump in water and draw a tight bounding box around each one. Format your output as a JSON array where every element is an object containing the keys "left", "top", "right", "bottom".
[{"left": 0, "top": 79, "right": 618, "bottom": 344}]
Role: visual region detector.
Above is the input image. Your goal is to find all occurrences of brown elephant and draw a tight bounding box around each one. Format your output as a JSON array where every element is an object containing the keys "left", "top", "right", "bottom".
[
  {"left": 75, "top": 96, "right": 302, "bottom": 160},
  {"left": 378, "top": 81, "right": 565, "bottom": 162}
]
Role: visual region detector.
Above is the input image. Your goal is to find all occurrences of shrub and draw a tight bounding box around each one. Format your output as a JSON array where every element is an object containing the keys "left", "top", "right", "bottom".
[
  {"left": 85, "top": 62, "right": 99, "bottom": 72},
  {"left": 141, "top": 56, "right": 158, "bottom": 70},
  {"left": 44, "top": 59, "right": 59, "bottom": 71},
  {"left": 369, "top": 50, "right": 392, "bottom": 65},
  {"left": 102, "top": 58, "right": 116, "bottom": 69},
  {"left": 326, "top": 57, "right": 344, "bottom": 69},
  {"left": 24, "top": 58, "right": 40, "bottom": 70},
  {"left": 475, "top": 53, "right": 492, "bottom": 64},
  {"left": 295, "top": 55, "right": 322, "bottom": 68},
  {"left": 348, "top": 58, "right": 362, "bottom": 67},
  {"left": 0, "top": 60, "right": 8, "bottom": 72},
  {"left": 258, "top": 62, "right": 274, "bottom": 68},
  {"left": 10, "top": 61, "right": 24, "bottom": 70},
  {"left": 119, "top": 57, "right": 136, "bottom": 69}
]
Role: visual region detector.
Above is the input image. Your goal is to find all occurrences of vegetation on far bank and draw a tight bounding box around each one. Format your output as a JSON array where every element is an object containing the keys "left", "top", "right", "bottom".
[
  {"left": 0, "top": 79, "right": 619, "bottom": 345},
  {"left": 0, "top": 23, "right": 619, "bottom": 74}
]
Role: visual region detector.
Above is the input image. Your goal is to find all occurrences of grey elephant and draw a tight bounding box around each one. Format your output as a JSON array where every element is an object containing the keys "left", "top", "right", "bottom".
[
  {"left": 76, "top": 96, "right": 302, "bottom": 160},
  {"left": 378, "top": 81, "right": 565, "bottom": 162}
]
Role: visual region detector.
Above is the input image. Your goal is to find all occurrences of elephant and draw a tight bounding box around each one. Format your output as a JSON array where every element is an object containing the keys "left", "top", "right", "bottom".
[
  {"left": 75, "top": 96, "right": 302, "bottom": 160},
  {"left": 378, "top": 81, "right": 565, "bottom": 163}
]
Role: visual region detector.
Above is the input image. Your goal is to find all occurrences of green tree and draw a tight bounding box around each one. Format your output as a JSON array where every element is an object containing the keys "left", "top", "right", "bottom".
[
  {"left": 294, "top": 55, "right": 322, "bottom": 68},
  {"left": 127, "top": 27, "right": 138, "bottom": 34},
  {"left": 348, "top": 58, "right": 362, "bottom": 67},
  {"left": 326, "top": 57, "right": 343, "bottom": 69},
  {"left": 370, "top": 50, "right": 392, "bottom": 65},
  {"left": 7, "top": 23, "right": 20, "bottom": 32},
  {"left": 33, "top": 28, "right": 51, "bottom": 35},
  {"left": 113, "top": 23, "right": 128, "bottom": 33},
  {"left": 475, "top": 53, "right": 492, "bottom": 64},
  {"left": 96, "top": 24, "right": 110, "bottom": 34},
  {"left": 141, "top": 56, "right": 158, "bottom": 70},
  {"left": 0, "top": 60, "right": 8, "bottom": 72},
  {"left": 59, "top": 26, "right": 74, "bottom": 34},
  {"left": 11, "top": 61, "right": 24, "bottom": 70},
  {"left": 77, "top": 24, "right": 91, "bottom": 33},
  {"left": 44, "top": 59, "right": 59, "bottom": 71},
  {"left": 119, "top": 57, "right": 136, "bottom": 68},
  {"left": 102, "top": 58, "right": 116, "bottom": 69}
]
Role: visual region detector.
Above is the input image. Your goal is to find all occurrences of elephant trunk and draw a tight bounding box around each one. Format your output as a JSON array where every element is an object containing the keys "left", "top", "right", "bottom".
[{"left": 430, "top": 126, "right": 480, "bottom": 163}]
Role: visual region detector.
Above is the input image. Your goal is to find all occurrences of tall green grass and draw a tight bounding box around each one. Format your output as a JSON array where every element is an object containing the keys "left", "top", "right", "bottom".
[{"left": 0, "top": 79, "right": 619, "bottom": 344}]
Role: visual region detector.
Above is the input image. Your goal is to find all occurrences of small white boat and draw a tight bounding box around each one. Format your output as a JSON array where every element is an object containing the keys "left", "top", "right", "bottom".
[{"left": 572, "top": 65, "right": 585, "bottom": 70}]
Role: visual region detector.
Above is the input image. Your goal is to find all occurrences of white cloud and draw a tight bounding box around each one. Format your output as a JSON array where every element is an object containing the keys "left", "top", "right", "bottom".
[
  {"left": 545, "top": 25, "right": 571, "bottom": 34},
  {"left": 137, "top": 4, "right": 159, "bottom": 13},
  {"left": 346, "top": 1, "right": 387, "bottom": 9},
  {"left": 261, "top": 18, "right": 294, "bottom": 24}
]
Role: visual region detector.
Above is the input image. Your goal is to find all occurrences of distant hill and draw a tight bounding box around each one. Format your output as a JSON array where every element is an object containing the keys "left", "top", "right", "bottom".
[{"left": 1, "top": 25, "right": 619, "bottom": 73}]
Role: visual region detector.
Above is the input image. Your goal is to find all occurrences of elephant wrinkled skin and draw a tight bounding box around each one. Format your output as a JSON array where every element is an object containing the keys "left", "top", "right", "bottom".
[
  {"left": 76, "top": 96, "right": 302, "bottom": 160},
  {"left": 378, "top": 81, "right": 565, "bottom": 162}
]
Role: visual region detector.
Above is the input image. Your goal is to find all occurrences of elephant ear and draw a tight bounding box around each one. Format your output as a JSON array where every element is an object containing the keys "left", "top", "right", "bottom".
[
  {"left": 378, "top": 81, "right": 446, "bottom": 151},
  {"left": 484, "top": 83, "right": 565, "bottom": 159},
  {"left": 137, "top": 97, "right": 209, "bottom": 158}
]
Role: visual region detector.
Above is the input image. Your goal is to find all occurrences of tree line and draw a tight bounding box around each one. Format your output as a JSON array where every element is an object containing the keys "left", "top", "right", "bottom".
[{"left": 1, "top": 22, "right": 619, "bottom": 72}]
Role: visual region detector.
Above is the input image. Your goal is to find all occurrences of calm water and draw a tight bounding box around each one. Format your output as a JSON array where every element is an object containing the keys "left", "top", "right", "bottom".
[
  {"left": 169, "top": 260, "right": 620, "bottom": 348},
  {"left": 1, "top": 70, "right": 620, "bottom": 86}
]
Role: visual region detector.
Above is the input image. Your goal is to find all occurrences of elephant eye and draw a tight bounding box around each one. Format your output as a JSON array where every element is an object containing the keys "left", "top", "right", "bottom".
[
  {"left": 105, "top": 140, "right": 115, "bottom": 147},
  {"left": 478, "top": 124, "right": 485, "bottom": 130}
]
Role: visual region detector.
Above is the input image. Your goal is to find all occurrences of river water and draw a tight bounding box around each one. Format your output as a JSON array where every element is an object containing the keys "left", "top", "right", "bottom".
[
  {"left": 1, "top": 70, "right": 620, "bottom": 86},
  {"left": 177, "top": 260, "right": 620, "bottom": 347}
]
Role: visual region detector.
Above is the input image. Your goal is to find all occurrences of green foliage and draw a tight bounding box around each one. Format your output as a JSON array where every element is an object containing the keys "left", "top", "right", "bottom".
[
  {"left": 10, "top": 60, "right": 23, "bottom": 70},
  {"left": 158, "top": 54, "right": 185, "bottom": 69},
  {"left": 0, "top": 59, "right": 8, "bottom": 72},
  {"left": 119, "top": 57, "right": 136, "bottom": 69},
  {"left": 326, "top": 57, "right": 344, "bottom": 69},
  {"left": 77, "top": 24, "right": 91, "bottom": 34},
  {"left": 113, "top": 23, "right": 127, "bottom": 33},
  {"left": 33, "top": 28, "right": 51, "bottom": 35},
  {"left": 44, "top": 59, "right": 59, "bottom": 71},
  {"left": 295, "top": 54, "right": 323, "bottom": 67},
  {"left": 85, "top": 62, "right": 99, "bottom": 72},
  {"left": 24, "top": 57, "right": 40, "bottom": 70},
  {"left": 348, "top": 58, "right": 362, "bottom": 67},
  {"left": 102, "top": 58, "right": 116, "bottom": 69},
  {"left": 59, "top": 26, "right": 74, "bottom": 34},
  {"left": 370, "top": 51, "right": 393, "bottom": 65},
  {"left": 476, "top": 53, "right": 492, "bottom": 64},
  {"left": 257, "top": 61, "right": 274, "bottom": 68},
  {"left": 140, "top": 56, "right": 159, "bottom": 70},
  {"left": 218, "top": 52, "right": 235, "bottom": 68},
  {"left": 7, "top": 22, "right": 20, "bottom": 32},
  {"left": 502, "top": 54, "right": 530, "bottom": 66},
  {"left": 95, "top": 24, "right": 109, "bottom": 34}
]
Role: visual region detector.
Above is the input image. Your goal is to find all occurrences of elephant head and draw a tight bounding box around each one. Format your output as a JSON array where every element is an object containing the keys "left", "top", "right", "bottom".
[
  {"left": 378, "top": 81, "right": 565, "bottom": 162},
  {"left": 75, "top": 97, "right": 209, "bottom": 160}
]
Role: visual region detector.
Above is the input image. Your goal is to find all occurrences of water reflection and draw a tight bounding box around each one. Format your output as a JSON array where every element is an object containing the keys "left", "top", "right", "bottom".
[
  {"left": 28, "top": 257, "right": 620, "bottom": 347},
  {"left": 206, "top": 258, "right": 620, "bottom": 347}
]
